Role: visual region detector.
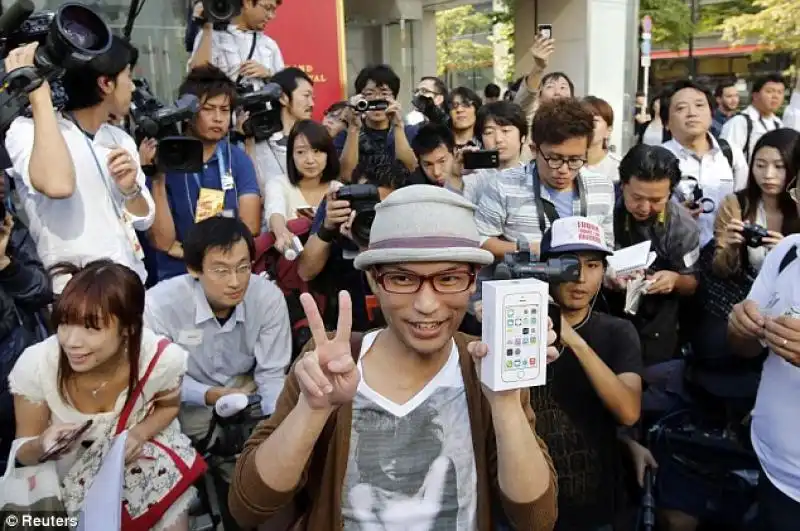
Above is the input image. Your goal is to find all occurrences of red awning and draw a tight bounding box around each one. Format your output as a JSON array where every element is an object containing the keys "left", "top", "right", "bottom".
[{"left": 651, "top": 44, "right": 760, "bottom": 60}]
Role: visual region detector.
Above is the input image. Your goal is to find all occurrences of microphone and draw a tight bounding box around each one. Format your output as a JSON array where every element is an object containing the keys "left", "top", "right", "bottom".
[
  {"left": 214, "top": 393, "right": 249, "bottom": 418},
  {"left": 0, "top": 0, "right": 34, "bottom": 39}
]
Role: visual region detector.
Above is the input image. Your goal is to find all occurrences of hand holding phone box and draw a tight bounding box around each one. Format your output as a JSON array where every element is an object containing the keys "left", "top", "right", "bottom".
[{"left": 480, "top": 278, "right": 549, "bottom": 391}]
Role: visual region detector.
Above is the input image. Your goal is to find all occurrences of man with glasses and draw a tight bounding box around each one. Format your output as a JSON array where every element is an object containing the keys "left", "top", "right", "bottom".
[
  {"left": 407, "top": 76, "right": 449, "bottom": 126},
  {"left": 229, "top": 185, "right": 558, "bottom": 531},
  {"left": 337, "top": 65, "right": 420, "bottom": 180},
  {"left": 475, "top": 98, "right": 615, "bottom": 260},
  {"left": 190, "top": 0, "right": 284, "bottom": 89},
  {"left": 144, "top": 216, "right": 291, "bottom": 431}
]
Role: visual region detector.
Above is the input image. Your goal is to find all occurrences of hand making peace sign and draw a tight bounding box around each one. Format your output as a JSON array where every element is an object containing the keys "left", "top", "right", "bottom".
[{"left": 296, "top": 291, "right": 361, "bottom": 410}]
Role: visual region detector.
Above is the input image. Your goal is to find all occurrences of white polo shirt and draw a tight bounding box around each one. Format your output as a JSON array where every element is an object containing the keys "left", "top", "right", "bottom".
[
  {"left": 4, "top": 115, "right": 156, "bottom": 292},
  {"left": 746, "top": 234, "right": 800, "bottom": 502},
  {"left": 721, "top": 105, "right": 782, "bottom": 162},
  {"left": 662, "top": 135, "right": 748, "bottom": 247}
]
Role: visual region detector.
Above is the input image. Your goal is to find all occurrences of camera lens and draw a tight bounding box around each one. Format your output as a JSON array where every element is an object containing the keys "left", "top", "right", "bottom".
[
  {"left": 56, "top": 4, "right": 111, "bottom": 53},
  {"left": 355, "top": 99, "right": 368, "bottom": 112}
]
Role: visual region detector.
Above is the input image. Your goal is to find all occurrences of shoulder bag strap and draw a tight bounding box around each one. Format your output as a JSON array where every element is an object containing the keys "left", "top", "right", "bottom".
[
  {"left": 115, "top": 338, "right": 172, "bottom": 434},
  {"left": 235, "top": 32, "right": 259, "bottom": 85},
  {"left": 779, "top": 245, "right": 798, "bottom": 276},
  {"left": 739, "top": 113, "right": 754, "bottom": 161},
  {"left": 531, "top": 164, "right": 558, "bottom": 234}
]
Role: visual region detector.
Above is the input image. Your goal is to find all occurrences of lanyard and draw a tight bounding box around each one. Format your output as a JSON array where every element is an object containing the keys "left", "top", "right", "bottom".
[
  {"left": 530, "top": 163, "right": 588, "bottom": 234},
  {"left": 184, "top": 141, "right": 238, "bottom": 220},
  {"left": 70, "top": 115, "right": 125, "bottom": 220}
]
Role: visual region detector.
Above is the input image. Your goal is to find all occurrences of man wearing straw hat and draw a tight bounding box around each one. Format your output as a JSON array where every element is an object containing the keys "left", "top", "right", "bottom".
[{"left": 229, "top": 185, "right": 559, "bottom": 531}]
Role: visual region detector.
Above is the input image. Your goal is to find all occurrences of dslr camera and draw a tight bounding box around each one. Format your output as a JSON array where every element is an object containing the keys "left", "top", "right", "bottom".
[
  {"left": 494, "top": 239, "right": 582, "bottom": 284},
  {"left": 742, "top": 222, "right": 769, "bottom": 248},
  {"left": 674, "top": 177, "right": 715, "bottom": 214},
  {"left": 129, "top": 78, "right": 203, "bottom": 174},
  {"left": 0, "top": 0, "right": 113, "bottom": 134},
  {"left": 237, "top": 82, "right": 282, "bottom": 142},
  {"left": 336, "top": 184, "right": 380, "bottom": 248}
]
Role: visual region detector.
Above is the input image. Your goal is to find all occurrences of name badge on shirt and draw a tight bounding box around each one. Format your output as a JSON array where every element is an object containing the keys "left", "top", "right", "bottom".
[
  {"left": 178, "top": 329, "right": 204, "bottom": 346},
  {"left": 220, "top": 171, "right": 235, "bottom": 191},
  {"left": 196, "top": 188, "right": 225, "bottom": 223}
]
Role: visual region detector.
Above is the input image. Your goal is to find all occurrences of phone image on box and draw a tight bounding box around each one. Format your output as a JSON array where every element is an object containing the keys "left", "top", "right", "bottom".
[
  {"left": 501, "top": 293, "right": 544, "bottom": 383},
  {"left": 537, "top": 23, "right": 553, "bottom": 39},
  {"left": 463, "top": 149, "right": 500, "bottom": 170},
  {"left": 38, "top": 419, "right": 94, "bottom": 463}
]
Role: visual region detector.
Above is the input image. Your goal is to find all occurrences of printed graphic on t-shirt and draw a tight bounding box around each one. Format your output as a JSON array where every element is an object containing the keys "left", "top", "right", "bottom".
[{"left": 341, "top": 384, "right": 476, "bottom": 530}]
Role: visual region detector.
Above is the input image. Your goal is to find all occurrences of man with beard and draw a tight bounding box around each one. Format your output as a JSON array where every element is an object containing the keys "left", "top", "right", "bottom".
[
  {"left": 711, "top": 80, "right": 740, "bottom": 137},
  {"left": 530, "top": 216, "right": 642, "bottom": 531}
]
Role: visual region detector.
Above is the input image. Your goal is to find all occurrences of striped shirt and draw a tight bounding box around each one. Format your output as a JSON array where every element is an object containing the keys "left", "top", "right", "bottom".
[{"left": 474, "top": 162, "right": 616, "bottom": 249}]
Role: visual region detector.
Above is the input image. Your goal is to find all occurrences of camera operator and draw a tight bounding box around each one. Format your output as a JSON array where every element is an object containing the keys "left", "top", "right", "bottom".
[
  {"left": 0, "top": 176, "right": 52, "bottom": 469},
  {"left": 297, "top": 156, "right": 412, "bottom": 331},
  {"left": 406, "top": 76, "right": 448, "bottom": 126},
  {"left": 251, "top": 67, "right": 314, "bottom": 195},
  {"left": 660, "top": 80, "right": 748, "bottom": 247},
  {"left": 189, "top": 0, "right": 284, "bottom": 88},
  {"left": 4, "top": 38, "right": 155, "bottom": 293},
  {"left": 607, "top": 145, "right": 700, "bottom": 366},
  {"left": 527, "top": 216, "right": 642, "bottom": 531},
  {"left": 144, "top": 65, "right": 262, "bottom": 282},
  {"left": 336, "top": 64, "right": 420, "bottom": 181}
]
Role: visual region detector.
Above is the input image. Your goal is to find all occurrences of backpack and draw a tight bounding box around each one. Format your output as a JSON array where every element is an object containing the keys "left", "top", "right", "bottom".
[
  {"left": 738, "top": 113, "right": 755, "bottom": 162},
  {"left": 718, "top": 138, "right": 735, "bottom": 170},
  {"left": 778, "top": 244, "right": 798, "bottom": 276}
]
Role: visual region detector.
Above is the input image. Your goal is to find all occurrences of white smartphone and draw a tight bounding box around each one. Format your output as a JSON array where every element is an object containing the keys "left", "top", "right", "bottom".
[{"left": 501, "top": 292, "right": 544, "bottom": 383}]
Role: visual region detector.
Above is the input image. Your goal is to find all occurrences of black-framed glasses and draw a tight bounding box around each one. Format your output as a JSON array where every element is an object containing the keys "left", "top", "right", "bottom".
[
  {"left": 540, "top": 152, "right": 586, "bottom": 171},
  {"left": 373, "top": 270, "right": 476, "bottom": 294}
]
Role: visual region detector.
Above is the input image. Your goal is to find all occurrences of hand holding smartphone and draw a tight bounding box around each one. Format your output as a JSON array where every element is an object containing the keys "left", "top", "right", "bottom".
[
  {"left": 537, "top": 24, "right": 553, "bottom": 40},
  {"left": 38, "top": 420, "right": 93, "bottom": 463}
]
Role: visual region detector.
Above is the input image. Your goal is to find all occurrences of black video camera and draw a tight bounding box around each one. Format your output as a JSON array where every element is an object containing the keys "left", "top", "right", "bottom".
[
  {"left": 336, "top": 184, "right": 380, "bottom": 248},
  {"left": 201, "top": 0, "right": 242, "bottom": 24},
  {"left": 411, "top": 94, "right": 448, "bottom": 124},
  {"left": 237, "top": 82, "right": 282, "bottom": 142},
  {"left": 130, "top": 78, "right": 203, "bottom": 174},
  {"left": 0, "top": 1, "right": 113, "bottom": 136},
  {"left": 352, "top": 99, "right": 389, "bottom": 113},
  {"left": 675, "top": 177, "right": 715, "bottom": 214},
  {"left": 494, "top": 239, "right": 582, "bottom": 284},
  {"left": 742, "top": 222, "right": 770, "bottom": 248}
]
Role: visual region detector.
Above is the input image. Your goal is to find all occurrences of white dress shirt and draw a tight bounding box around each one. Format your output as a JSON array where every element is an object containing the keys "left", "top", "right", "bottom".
[
  {"left": 4, "top": 115, "right": 155, "bottom": 292},
  {"left": 191, "top": 25, "right": 284, "bottom": 88},
  {"left": 143, "top": 274, "right": 292, "bottom": 415},
  {"left": 721, "top": 104, "right": 782, "bottom": 162},
  {"left": 662, "top": 134, "right": 748, "bottom": 248},
  {"left": 782, "top": 91, "right": 800, "bottom": 132}
]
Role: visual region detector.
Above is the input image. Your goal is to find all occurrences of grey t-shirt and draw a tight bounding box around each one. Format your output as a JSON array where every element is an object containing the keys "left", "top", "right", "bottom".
[{"left": 341, "top": 331, "right": 477, "bottom": 530}]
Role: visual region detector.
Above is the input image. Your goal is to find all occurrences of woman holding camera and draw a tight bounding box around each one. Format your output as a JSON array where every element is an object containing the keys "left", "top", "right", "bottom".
[
  {"left": 8, "top": 261, "right": 203, "bottom": 531},
  {"left": 265, "top": 120, "right": 341, "bottom": 255}
]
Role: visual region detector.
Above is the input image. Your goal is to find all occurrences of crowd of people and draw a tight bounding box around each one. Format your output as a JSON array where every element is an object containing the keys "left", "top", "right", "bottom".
[{"left": 1, "top": 0, "right": 800, "bottom": 530}]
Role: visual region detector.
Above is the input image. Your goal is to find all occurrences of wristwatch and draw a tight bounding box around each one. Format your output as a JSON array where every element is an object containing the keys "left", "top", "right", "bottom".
[
  {"left": 120, "top": 183, "right": 142, "bottom": 200},
  {"left": 316, "top": 225, "right": 338, "bottom": 243}
]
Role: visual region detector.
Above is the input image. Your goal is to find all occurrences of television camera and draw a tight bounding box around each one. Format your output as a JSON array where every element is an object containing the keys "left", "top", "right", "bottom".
[
  {"left": 0, "top": 0, "right": 113, "bottom": 166},
  {"left": 201, "top": 0, "right": 242, "bottom": 25},
  {"left": 237, "top": 82, "right": 282, "bottom": 142},
  {"left": 129, "top": 78, "right": 203, "bottom": 174}
]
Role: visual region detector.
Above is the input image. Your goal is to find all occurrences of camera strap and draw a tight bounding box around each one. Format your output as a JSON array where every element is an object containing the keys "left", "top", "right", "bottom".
[
  {"left": 530, "top": 163, "right": 588, "bottom": 234},
  {"left": 235, "top": 32, "right": 259, "bottom": 85}
]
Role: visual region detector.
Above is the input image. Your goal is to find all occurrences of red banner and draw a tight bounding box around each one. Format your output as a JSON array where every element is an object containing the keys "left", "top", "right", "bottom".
[{"left": 266, "top": 0, "right": 347, "bottom": 121}]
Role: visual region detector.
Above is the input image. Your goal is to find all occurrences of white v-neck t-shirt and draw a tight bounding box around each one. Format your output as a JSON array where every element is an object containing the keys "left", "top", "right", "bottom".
[{"left": 341, "top": 330, "right": 478, "bottom": 530}]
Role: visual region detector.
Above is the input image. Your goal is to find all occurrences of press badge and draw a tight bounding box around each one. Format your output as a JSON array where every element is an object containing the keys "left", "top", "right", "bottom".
[
  {"left": 121, "top": 211, "right": 145, "bottom": 261},
  {"left": 220, "top": 171, "right": 235, "bottom": 191},
  {"left": 195, "top": 188, "right": 225, "bottom": 222},
  {"left": 178, "top": 329, "right": 204, "bottom": 346}
]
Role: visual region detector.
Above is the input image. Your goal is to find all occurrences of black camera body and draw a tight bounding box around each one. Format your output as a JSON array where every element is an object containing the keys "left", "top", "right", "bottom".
[
  {"left": 494, "top": 240, "right": 582, "bottom": 284},
  {"left": 675, "top": 177, "right": 715, "bottom": 214},
  {"left": 202, "top": 0, "right": 242, "bottom": 24},
  {"left": 237, "top": 83, "right": 281, "bottom": 142},
  {"left": 336, "top": 184, "right": 380, "bottom": 248},
  {"left": 353, "top": 99, "right": 389, "bottom": 112},
  {"left": 742, "top": 222, "right": 769, "bottom": 248},
  {"left": 411, "top": 94, "right": 448, "bottom": 124}
]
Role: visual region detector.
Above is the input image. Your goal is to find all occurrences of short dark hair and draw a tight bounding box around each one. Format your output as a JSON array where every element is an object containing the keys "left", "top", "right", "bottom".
[
  {"left": 354, "top": 64, "right": 401, "bottom": 98},
  {"left": 271, "top": 67, "right": 313, "bottom": 102},
  {"left": 475, "top": 101, "right": 527, "bottom": 141},
  {"left": 531, "top": 98, "right": 595, "bottom": 147},
  {"left": 484, "top": 83, "right": 501, "bottom": 99},
  {"left": 184, "top": 216, "right": 256, "bottom": 272},
  {"left": 324, "top": 101, "right": 349, "bottom": 115},
  {"left": 540, "top": 72, "right": 575, "bottom": 96},
  {"left": 352, "top": 154, "right": 412, "bottom": 191},
  {"left": 636, "top": 91, "right": 646, "bottom": 98},
  {"left": 62, "top": 36, "right": 137, "bottom": 111},
  {"left": 619, "top": 144, "right": 681, "bottom": 189},
  {"left": 286, "top": 119, "right": 340, "bottom": 185},
  {"left": 411, "top": 123, "right": 455, "bottom": 159},
  {"left": 420, "top": 76, "right": 448, "bottom": 99},
  {"left": 659, "top": 79, "right": 714, "bottom": 126},
  {"left": 714, "top": 79, "right": 737, "bottom": 98},
  {"left": 179, "top": 64, "right": 237, "bottom": 105},
  {"left": 448, "top": 86, "right": 482, "bottom": 110},
  {"left": 752, "top": 73, "right": 786, "bottom": 94}
]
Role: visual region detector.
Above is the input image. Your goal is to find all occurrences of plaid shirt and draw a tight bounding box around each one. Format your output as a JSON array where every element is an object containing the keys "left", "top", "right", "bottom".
[
  {"left": 191, "top": 25, "right": 284, "bottom": 89},
  {"left": 474, "top": 162, "right": 616, "bottom": 249}
]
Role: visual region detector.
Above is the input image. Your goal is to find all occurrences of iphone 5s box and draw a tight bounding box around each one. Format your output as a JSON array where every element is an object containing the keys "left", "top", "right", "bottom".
[{"left": 480, "top": 279, "right": 549, "bottom": 391}]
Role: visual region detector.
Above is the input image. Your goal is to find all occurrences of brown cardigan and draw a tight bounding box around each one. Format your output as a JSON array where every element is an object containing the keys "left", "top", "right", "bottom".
[
  {"left": 713, "top": 193, "right": 746, "bottom": 278},
  {"left": 228, "top": 332, "right": 558, "bottom": 531}
]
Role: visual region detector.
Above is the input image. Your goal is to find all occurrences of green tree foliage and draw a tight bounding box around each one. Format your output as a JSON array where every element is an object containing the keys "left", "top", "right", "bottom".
[
  {"left": 436, "top": 6, "right": 494, "bottom": 80},
  {"left": 721, "top": 0, "right": 800, "bottom": 58},
  {"left": 640, "top": 0, "right": 694, "bottom": 50}
]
